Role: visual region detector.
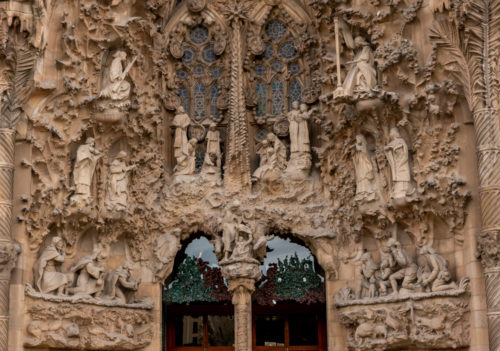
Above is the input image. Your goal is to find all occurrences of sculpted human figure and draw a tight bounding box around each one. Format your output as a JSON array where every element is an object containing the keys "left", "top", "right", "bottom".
[
  {"left": 103, "top": 261, "right": 140, "bottom": 304},
  {"left": 288, "top": 102, "right": 312, "bottom": 155},
  {"left": 105, "top": 151, "right": 135, "bottom": 212},
  {"left": 175, "top": 138, "right": 197, "bottom": 175},
  {"left": 354, "top": 135, "right": 376, "bottom": 202},
  {"left": 154, "top": 229, "right": 182, "bottom": 281},
  {"left": 355, "top": 251, "right": 378, "bottom": 299},
  {"left": 99, "top": 51, "right": 134, "bottom": 104},
  {"left": 343, "top": 36, "right": 377, "bottom": 97},
  {"left": 387, "top": 238, "right": 418, "bottom": 295},
  {"left": 202, "top": 123, "right": 221, "bottom": 173},
  {"left": 419, "top": 244, "right": 458, "bottom": 292},
  {"left": 230, "top": 228, "right": 254, "bottom": 261},
  {"left": 33, "top": 237, "right": 72, "bottom": 295},
  {"left": 377, "top": 245, "right": 395, "bottom": 295},
  {"left": 384, "top": 128, "right": 412, "bottom": 199},
  {"left": 67, "top": 247, "right": 107, "bottom": 298},
  {"left": 253, "top": 133, "right": 287, "bottom": 181},
  {"left": 222, "top": 201, "right": 241, "bottom": 260},
  {"left": 173, "top": 106, "right": 191, "bottom": 161},
  {"left": 72, "top": 138, "right": 102, "bottom": 199}
]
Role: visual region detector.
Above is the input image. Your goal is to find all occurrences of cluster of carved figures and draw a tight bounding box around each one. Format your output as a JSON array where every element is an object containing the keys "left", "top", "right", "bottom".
[
  {"left": 28, "top": 237, "right": 149, "bottom": 307},
  {"left": 337, "top": 239, "right": 468, "bottom": 302}
]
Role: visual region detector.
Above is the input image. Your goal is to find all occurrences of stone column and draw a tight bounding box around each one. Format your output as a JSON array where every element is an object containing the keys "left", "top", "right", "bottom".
[
  {"left": 0, "top": 129, "right": 20, "bottom": 351},
  {"left": 473, "top": 107, "right": 500, "bottom": 350},
  {"left": 221, "top": 260, "right": 261, "bottom": 351},
  {"left": 228, "top": 278, "right": 255, "bottom": 351}
]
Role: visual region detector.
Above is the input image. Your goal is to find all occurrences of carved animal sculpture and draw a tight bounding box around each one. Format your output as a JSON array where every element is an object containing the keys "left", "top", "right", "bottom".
[
  {"left": 416, "top": 315, "right": 446, "bottom": 330},
  {"left": 354, "top": 322, "right": 387, "bottom": 345}
]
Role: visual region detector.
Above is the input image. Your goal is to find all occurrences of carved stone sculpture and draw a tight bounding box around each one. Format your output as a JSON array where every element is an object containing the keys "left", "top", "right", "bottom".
[
  {"left": 102, "top": 262, "right": 140, "bottom": 304},
  {"left": 253, "top": 133, "right": 286, "bottom": 182},
  {"left": 99, "top": 51, "right": 134, "bottom": 107},
  {"left": 384, "top": 128, "right": 412, "bottom": 200},
  {"left": 202, "top": 123, "right": 222, "bottom": 175},
  {"left": 33, "top": 237, "right": 72, "bottom": 295},
  {"left": 154, "top": 229, "right": 182, "bottom": 282},
  {"left": 355, "top": 251, "right": 378, "bottom": 299},
  {"left": 418, "top": 244, "right": 457, "bottom": 292},
  {"left": 174, "top": 138, "right": 197, "bottom": 175},
  {"left": 105, "top": 151, "right": 135, "bottom": 212},
  {"left": 387, "top": 238, "right": 419, "bottom": 295},
  {"left": 286, "top": 102, "right": 313, "bottom": 177},
  {"left": 67, "top": 247, "right": 107, "bottom": 298},
  {"left": 173, "top": 106, "right": 191, "bottom": 163},
  {"left": 71, "top": 138, "right": 102, "bottom": 205},
  {"left": 354, "top": 135, "right": 377, "bottom": 202},
  {"left": 222, "top": 201, "right": 241, "bottom": 261},
  {"left": 343, "top": 36, "right": 377, "bottom": 98}
]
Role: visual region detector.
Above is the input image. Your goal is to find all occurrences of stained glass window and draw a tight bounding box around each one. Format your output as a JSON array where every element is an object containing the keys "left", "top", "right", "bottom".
[
  {"left": 178, "top": 86, "right": 190, "bottom": 114},
  {"left": 265, "top": 20, "right": 287, "bottom": 42},
  {"left": 289, "top": 62, "right": 300, "bottom": 75},
  {"left": 210, "top": 84, "right": 219, "bottom": 118},
  {"left": 195, "top": 148, "right": 204, "bottom": 171},
  {"left": 182, "top": 46, "right": 196, "bottom": 65},
  {"left": 194, "top": 65, "right": 204, "bottom": 76},
  {"left": 256, "top": 129, "right": 268, "bottom": 141},
  {"left": 271, "top": 78, "right": 284, "bottom": 116},
  {"left": 211, "top": 67, "right": 221, "bottom": 78},
  {"left": 289, "top": 79, "right": 302, "bottom": 108},
  {"left": 193, "top": 83, "right": 206, "bottom": 121},
  {"left": 254, "top": 65, "right": 266, "bottom": 77},
  {"left": 272, "top": 60, "right": 284, "bottom": 72},
  {"left": 256, "top": 82, "right": 267, "bottom": 117},
  {"left": 279, "top": 42, "right": 297, "bottom": 59},
  {"left": 262, "top": 43, "right": 274, "bottom": 60},
  {"left": 202, "top": 45, "right": 216, "bottom": 64},
  {"left": 189, "top": 26, "right": 209, "bottom": 45},
  {"left": 177, "top": 70, "right": 187, "bottom": 80}
]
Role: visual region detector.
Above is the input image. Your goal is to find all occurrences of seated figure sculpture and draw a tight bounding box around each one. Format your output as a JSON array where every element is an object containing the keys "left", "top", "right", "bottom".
[
  {"left": 355, "top": 251, "right": 378, "bottom": 299},
  {"left": 387, "top": 238, "right": 419, "bottom": 295},
  {"left": 418, "top": 244, "right": 458, "bottom": 292},
  {"left": 33, "top": 237, "right": 72, "bottom": 295}
]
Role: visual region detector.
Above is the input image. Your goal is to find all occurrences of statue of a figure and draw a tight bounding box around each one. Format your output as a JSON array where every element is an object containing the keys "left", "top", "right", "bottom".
[
  {"left": 105, "top": 151, "right": 135, "bottom": 212},
  {"left": 230, "top": 227, "right": 254, "bottom": 261},
  {"left": 343, "top": 36, "right": 377, "bottom": 98},
  {"left": 33, "top": 237, "right": 72, "bottom": 295},
  {"left": 154, "top": 229, "right": 182, "bottom": 281},
  {"left": 222, "top": 201, "right": 241, "bottom": 260},
  {"left": 67, "top": 247, "right": 107, "bottom": 298},
  {"left": 354, "top": 135, "right": 377, "bottom": 202},
  {"left": 202, "top": 123, "right": 221, "bottom": 173},
  {"left": 72, "top": 138, "right": 102, "bottom": 199},
  {"left": 99, "top": 51, "right": 135, "bottom": 105},
  {"left": 355, "top": 251, "right": 378, "bottom": 299},
  {"left": 418, "top": 245, "right": 458, "bottom": 292},
  {"left": 377, "top": 245, "right": 395, "bottom": 296},
  {"left": 102, "top": 261, "right": 140, "bottom": 304},
  {"left": 387, "top": 238, "right": 418, "bottom": 295},
  {"left": 384, "top": 128, "right": 412, "bottom": 199},
  {"left": 173, "top": 106, "right": 191, "bottom": 161},
  {"left": 288, "top": 102, "right": 312, "bottom": 155},
  {"left": 253, "top": 133, "right": 287, "bottom": 181},
  {"left": 174, "top": 138, "right": 197, "bottom": 175}
]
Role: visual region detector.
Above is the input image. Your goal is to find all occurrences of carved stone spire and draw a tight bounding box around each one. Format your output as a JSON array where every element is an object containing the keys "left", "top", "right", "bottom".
[{"left": 223, "top": 3, "right": 251, "bottom": 195}]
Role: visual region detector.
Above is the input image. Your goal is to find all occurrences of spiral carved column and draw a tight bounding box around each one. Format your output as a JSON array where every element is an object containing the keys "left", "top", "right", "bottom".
[
  {"left": 473, "top": 108, "right": 500, "bottom": 350},
  {"left": 0, "top": 129, "right": 21, "bottom": 351}
]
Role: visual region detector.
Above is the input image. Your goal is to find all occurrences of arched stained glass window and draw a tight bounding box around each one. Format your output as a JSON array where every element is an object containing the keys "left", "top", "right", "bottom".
[
  {"left": 256, "top": 82, "right": 267, "bottom": 117},
  {"left": 289, "top": 79, "right": 302, "bottom": 108},
  {"left": 193, "top": 83, "right": 206, "bottom": 121},
  {"left": 178, "top": 86, "right": 190, "bottom": 114},
  {"left": 210, "top": 84, "right": 219, "bottom": 118},
  {"left": 271, "top": 78, "right": 284, "bottom": 116}
]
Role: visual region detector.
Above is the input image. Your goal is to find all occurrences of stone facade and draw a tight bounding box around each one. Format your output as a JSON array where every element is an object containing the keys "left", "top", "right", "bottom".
[{"left": 0, "top": 0, "right": 496, "bottom": 350}]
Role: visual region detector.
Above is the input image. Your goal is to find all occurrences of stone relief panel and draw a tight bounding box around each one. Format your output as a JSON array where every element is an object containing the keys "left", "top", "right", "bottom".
[{"left": 1, "top": 0, "right": 485, "bottom": 350}]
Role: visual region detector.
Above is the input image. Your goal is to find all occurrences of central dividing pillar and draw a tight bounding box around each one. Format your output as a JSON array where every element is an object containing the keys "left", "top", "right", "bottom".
[{"left": 221, "top": 260, "right": 261, "bottom": 351}]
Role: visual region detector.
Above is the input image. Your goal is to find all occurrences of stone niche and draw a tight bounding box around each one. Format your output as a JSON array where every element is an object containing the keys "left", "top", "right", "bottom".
[
  {"left": 335, "top": 293, "right": 470, "bottom": 350},
  {"left": 23, "top": 297, "right": 153, "bottom": 350}
]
